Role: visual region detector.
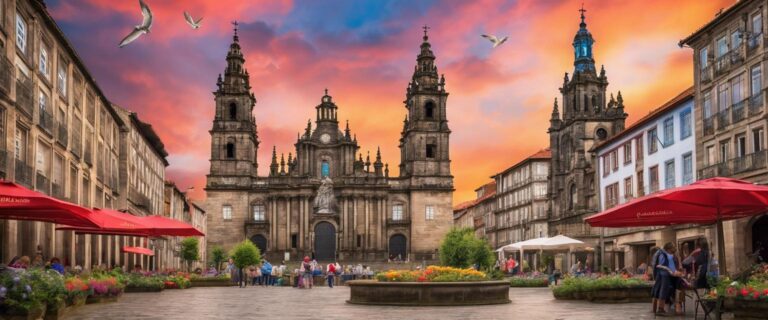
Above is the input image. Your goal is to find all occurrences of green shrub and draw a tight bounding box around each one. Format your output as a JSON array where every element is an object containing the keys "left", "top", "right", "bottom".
[
  {"left": 551, "top": 276, "right": 650, "bottom": 297},
  {"left": 439, "top": 228, "right": 494, "bottom": 270},
  {"left": 230, "top": 240, "right": 262, "bottom": 270},
  {"left": 125, "top": 274, "right": 164, "bottom": 290},
  {"left": 210, "top": 246, "right": 226, "bottom": 270},
  {"left": 181, "top": 237, "right": 200, "bottom": 272},
  {"left": 509, "top": 277, "right": 549, "bottom": 287}
]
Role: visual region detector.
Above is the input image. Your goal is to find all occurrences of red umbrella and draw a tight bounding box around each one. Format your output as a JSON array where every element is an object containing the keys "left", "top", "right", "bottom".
[
  {"left": 0, "top": 181, "right": 99, "bottom": 228},
  {"left": 57, "top": 208, "right": 152, "bottom": 236},
  {"left": 586, "top": 177, "right": 768, "bottom": 274},
  {"left": 140, "top": 215, "right": 205, "bottom": 237},
  {"left": 122, "top": 246, "right": 154, "bottom": 256}
]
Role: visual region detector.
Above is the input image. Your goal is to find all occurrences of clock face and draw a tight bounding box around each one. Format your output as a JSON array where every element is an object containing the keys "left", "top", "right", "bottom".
[{"left": 320, "top": 133, "right": 331, "bottom": 144}]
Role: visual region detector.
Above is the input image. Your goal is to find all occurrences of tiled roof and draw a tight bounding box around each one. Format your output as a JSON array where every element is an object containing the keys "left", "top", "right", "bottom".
[
  {"left": 593, "top": 87, "right": 694, "bottom": 152},
  {"left": 492, "top": 148, "right": 551, "bottom": 178},
  {"left": 453, "top": 181, "right": 497, "bottom": 212}
]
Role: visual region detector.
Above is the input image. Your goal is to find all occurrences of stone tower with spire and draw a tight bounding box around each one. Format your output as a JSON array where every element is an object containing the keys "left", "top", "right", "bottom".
[
  {"left": 206, "top": 22, "right": 259, "bottom": 189},
  {"left": 205, "top": 25, "right": 453, "bottom": 264},
  {"left": 547, "top": 7, "right": 626, "bottom": 242}
]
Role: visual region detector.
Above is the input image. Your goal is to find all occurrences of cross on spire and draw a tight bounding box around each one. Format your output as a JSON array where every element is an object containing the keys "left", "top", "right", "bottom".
[
  {"left": 579, "top": 3, "right": 587, "bottom": 25},
  {"left": 232, "top": 20, "right": 239, "bottom": 41},
  {"left": 422, "top": 24, "right": 430, "bottom": 41},
  {"left": 324, "top": 88, "right": 328, "bottom": 96}
]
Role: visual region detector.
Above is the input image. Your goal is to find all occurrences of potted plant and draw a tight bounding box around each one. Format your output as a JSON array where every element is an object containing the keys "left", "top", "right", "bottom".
[
  {"left": 0, "top": 272, "right": 46, "bottom": 320},
  {"left": 63, "top": 278, "right": 89, "bottom": 307},
  {"left": 25, "top": 269, "right": 67, "bottom": 320}
]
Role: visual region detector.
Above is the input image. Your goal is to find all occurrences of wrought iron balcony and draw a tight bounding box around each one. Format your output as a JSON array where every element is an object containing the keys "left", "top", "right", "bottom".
[
  {"left": 749, "top": 92, "right": 764, "bottom": 116},
  {"left": 129, "top": 188, "right": 152, "bottom": 210},
  {"left": 732, "top": 100, "right": 747, "bottom": 124},
  {"left": 56, "top": 122, "right": 68, "bottom": 147},
  {"left": 39, "top": 109, "right": 54, "bottom": 135},
  {"left": 733, "top": 150, "right": 768, "bottom": 175},
  {"left": 716, "top": 109, "right": 730, "bottom": 130},
  {"left": 15, "top": 75, "right": 34, "bottom": 118},
  {"left": 703, "top": 117, "right": 715, "bottom": 136},
  {"left": 714, "top": 54, "right": 731, "bottom": 76},
  {"left": 0, "top": 56, "right": 12, "bottom": 97},
  {"left": 245, "top": 218, "right": 269, "bottom": 226},
  {"left": 747, "top": 33, "right": 762, "bottom": 54},
  {"left": 730, "top": 45, "right": 745, "bottom": 65},
  {"left": 35, "top": 172, "right": 50, "bottom": 195},
  {"left": 386, "top": 218, "right": 411, "bottom": 226},
  {"left": 14, "top": 159, "right": 33, "bottom": 188}
]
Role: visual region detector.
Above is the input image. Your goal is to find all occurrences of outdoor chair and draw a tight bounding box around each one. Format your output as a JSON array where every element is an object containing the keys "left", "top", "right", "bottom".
[{"left": 692, "top": 288, "right": 721, "bottom": 320}]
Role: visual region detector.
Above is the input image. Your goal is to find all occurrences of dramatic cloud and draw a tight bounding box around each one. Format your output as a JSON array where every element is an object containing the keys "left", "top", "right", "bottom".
[{"left": 47, "top": 0, "right": 734, "bottom": 203}]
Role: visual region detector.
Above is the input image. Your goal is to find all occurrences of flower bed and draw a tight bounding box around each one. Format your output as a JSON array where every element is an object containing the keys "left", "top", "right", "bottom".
[
  {"left": 124, "top": 274, "right": 164, "bottom": 293},
  {"left": 163, "top": 275, "right": 191, "bottom": 289},
  {"left": 375, "top": 266, "right": 488, "bottom": 282},
  {"left": 704, "top": 264, "right": 768, "bottom": 318},
  {"left": 349, "top": 266, "right": 508, "bottom": 306},
  {"left": 85, "top": 277, "right": 123, "bottom": 304},
  {"left": 509, "top": 276, "right": 549, "bottom": 288},
  {"left": 189, "top": 274, "right": 231, "bottom": 287},
  {"left": 551, "top": 276, "right": 652, "bottom": 303}
]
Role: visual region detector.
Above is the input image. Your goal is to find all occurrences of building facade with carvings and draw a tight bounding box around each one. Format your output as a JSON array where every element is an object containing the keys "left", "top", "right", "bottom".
[
  {"left": 205, "top": 28, "right": 453, "bottom": 262},
  {"left": 680, "top": 0, "right": 768, "bottom": 272},
  {"left": 547, "top": 9, "right": 627, "bottom": 248}
]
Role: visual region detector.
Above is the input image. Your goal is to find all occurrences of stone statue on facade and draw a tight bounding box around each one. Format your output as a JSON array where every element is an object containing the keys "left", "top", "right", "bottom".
[{"left": 313, "top": 176, "right": 337, "bottom": 214}]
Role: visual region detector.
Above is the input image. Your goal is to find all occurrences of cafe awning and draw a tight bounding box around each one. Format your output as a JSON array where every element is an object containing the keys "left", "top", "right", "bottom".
[
  {"left": 0, "top": 181, "right": 99, "bottom": 228},
  {"left": 140, "top": 215, "right": 205, "bottom": 237},
  {"left": 57, "top": 208, "right": 152, "bottom": 236},
  {"left": 122, "top": 246, "right": 154, "bottom": 256}
]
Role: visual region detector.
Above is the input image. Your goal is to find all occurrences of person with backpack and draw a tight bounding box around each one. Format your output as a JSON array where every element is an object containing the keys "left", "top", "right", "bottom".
[
  {"left": 261, "top": 260, "right": 273, "bottom": 287},
  {"left": 300, "top": 256, "right": 313, "bottom": 289},
  {"left": 651, "top": 242, "right": 682, "bottom": 315},
  {"left": 326, "top": 261, "right": 337, "bottom": 288}
]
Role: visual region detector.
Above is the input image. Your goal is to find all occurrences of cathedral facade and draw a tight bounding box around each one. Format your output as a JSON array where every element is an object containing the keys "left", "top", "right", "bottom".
[
  {"left": 547, "top": 10, "right": 627, "bottom": 243},
  {"left": 204, "top": 28, "right": 453, "bottom": 262}
]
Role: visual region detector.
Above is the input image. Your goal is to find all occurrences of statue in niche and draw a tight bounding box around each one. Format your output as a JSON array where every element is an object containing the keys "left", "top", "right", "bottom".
[{"left": 313, "top": 176, "right": 337, "bottom": 214}]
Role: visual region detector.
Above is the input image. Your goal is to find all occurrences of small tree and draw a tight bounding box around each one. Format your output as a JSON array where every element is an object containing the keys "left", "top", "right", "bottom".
[
  {"left": 439, "top": 228, "right": 494, "bottom": 270},
  {"left": 180, "top": 237, "right": 200, "bottom": 272},
  {"left": 229, "top": 240, "right": 261, "bottom": 270},
  {"left": 210, "top": 246, "right": 226, "bottom": 271}
]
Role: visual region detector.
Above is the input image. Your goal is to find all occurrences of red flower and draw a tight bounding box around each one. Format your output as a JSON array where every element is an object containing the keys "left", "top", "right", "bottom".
[
  {"left": 753, "top": 292, "right": 760, "bottom": 300},
  {"left": 741, "top": 288, "right": 750, "bottom": 297},
  {"left": 763, "top": 289, "right": 768, "bottom": 296},
  {"left": 417, "top": 276, "right": 427, "bottom": 282},
  {"left": 726, "top": 287, "right": 736, "bottom": 296}
]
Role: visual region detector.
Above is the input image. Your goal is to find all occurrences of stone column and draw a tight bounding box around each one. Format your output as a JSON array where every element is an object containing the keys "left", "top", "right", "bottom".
[
  {"left": 353, "top": 197, "right": 358, "bottom": 251},
  {"left": 286, "top": 196, "right": 291, "bottom": 252},
  {"left": 341, "top": 197, "right": 347, "bottom": 250},
  {"left": 364, "top": 197, "right": 370, "bottom": 251}
]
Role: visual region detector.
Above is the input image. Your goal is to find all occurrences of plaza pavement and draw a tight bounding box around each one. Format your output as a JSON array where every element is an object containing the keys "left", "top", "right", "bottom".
[{"left": 63, "top": 286, "right": 715, "bottom": 320}]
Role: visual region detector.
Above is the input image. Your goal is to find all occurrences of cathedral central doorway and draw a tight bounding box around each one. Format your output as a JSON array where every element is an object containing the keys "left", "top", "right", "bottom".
[
  {"left": 314, "top": 222, "right": 336, "bottom": 261},
  {"left": 389, "top": 234, "right": 407, "bottom": 261},
  {"left": 249, "top": 235, "right": 267, "bottom": 257}
]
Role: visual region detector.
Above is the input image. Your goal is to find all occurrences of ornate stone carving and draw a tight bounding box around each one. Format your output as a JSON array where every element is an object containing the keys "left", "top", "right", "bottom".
[{"left": 313, "top": 176, "right": 337, "bottom": 214}]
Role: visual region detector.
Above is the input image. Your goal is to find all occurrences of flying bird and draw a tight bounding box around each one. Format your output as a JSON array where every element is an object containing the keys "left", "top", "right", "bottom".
[
  {"left": 119, "top": 0, "right": 153, "bottom": 48},
  {"left": 481, "top": 34, "right": 508, "bottom": 48},
  {"left": 184, "top": 11, "right": 203, "bottom": 29}
]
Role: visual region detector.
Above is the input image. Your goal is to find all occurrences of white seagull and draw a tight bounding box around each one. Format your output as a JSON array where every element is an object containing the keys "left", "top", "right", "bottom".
[
  {"left": 119, "top": 0, "right": 153, "bottom": 48},
  {"left": 481, "top": 34, "right": 508, "bottom": 48},
  {"left": 184, "top": 11, "right": 203, "bottom": 29}
]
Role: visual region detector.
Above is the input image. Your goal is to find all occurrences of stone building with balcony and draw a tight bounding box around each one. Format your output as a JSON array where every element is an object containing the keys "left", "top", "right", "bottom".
[
  {"left": 491, "top": 149, "right": 550, "bottom": 249},
  {"left": 452, "top": 181, "right": 496, "bottom": 242},
  {"left": 0, "top": 0, "right": 132, "bottom": 269},
  {"left": 681, "top": 0, "right": 768, "bottom": 273},
  {"left": 593, "top": 88, "right": 708, "bottom": 272},
  {"left": 205, "top": 27, "right": 453, "bottom": 263}
]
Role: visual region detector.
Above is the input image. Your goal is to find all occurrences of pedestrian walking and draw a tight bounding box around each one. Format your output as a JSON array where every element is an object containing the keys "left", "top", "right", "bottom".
[
  {"left": 326, "top": 262, "right": 336, "bottom": 288},
  {"left": 301, "top": 256, "right": 313, "bottom": 289},
  {"left": 261, "top": 260, "right": 273, "bottom": 286}
]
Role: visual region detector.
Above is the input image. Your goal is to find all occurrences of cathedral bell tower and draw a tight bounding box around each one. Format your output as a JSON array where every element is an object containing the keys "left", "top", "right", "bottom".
[
  {"left": 399, "top": 26, "right": 451, "bottom": 181},
  {"left": 207, "top": 23, "right": 259, "bottom": 189}
]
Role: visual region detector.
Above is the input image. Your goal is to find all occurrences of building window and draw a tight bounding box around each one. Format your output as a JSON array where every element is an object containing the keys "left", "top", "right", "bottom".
[
  {"left": 425, "top": 205, "right": 435, "bottom": 220},
  {"left": 602, "top": 155, "right": 609, "bottom": 177},
  {"left": 426, "top": 144, "right": 436, "bottom": 159},
  {"left": 649, "top": 165, "right": 659, "bottom": 193},
  {"left": 720, "top": 140, "right": 730, "bottom": 162},
  {"left": 252, "top": 204, "right": 265, "bottom": 221},
  {"left": 731, "top": 75, "right": 743, "bottom": 105},
  {"left": 700, "top": 47, "right": 708, "bottom": 69},
  {"left": 569, "top": 184, "right": 577, "bottom": 210},
  {"left": 611, "top": 150, "right": 618, "bottom": 171},
  {"left": 424, "top": 101, "right": 435, "bottom": 119},
  {"left": 664, "top": 160, "right": 675, "bottom": 189},
  {"left": 637, "top": 169, "right": 644, "bottom": 197},
  {"left": 15, "top": 13, "right": 26, "bottom": 53},
  {"left": 718, "top": 84, "right": 728, "bottom": 113},
  {"left": 605, "top": 183, "right": 618, "bottom": 208},
  {"left": 635, "top": 137, "right": 643, "bottom": 161},
  {"left": 321, "top": 161, "right": 330, "bottom": 177},
  {"left": 623, "top": 142, "right": 632, "bottom": 165},
  {"left": 624, "top": 177, "right": 633, "bottom": 201},
  {"left": 15, "top": 127, "right": 27, "bottom": 161},
  {"left": 392, "top": 204, "right": 403, "bottom": 221},
  {"left": 680, "top": 109, "right": 692, "bottom": 139},
  {"left": 57, "top": 63, "right": 67, "bottom": 98},
  {"left": 703, "top": 92, "right": 713, "bottom": 119},
  {"left": 222, "top": 205, "right": 232, "bottom": 220},
  {"left": 682, "top": 153, "right": 693, "bottom": 185},
  {"left": 39, "top": 46, "right": 49, "bottom": 78},
  {"left": 228, "top": 103, "right": 237, "bottom": 120},
  {"left": 225, "top": 142, "right": 235, "bottom": 158},
  {"left": 596, "top": 128, "right": 608, "bottom": 140},
  {"left": 752, "top": 65, "right": 762, "bottom": 97},
  {"left": 648, "top": 128, "right": 658, "bottom": 154},
  {"left": 753, "top": 128, "right": 764, "bottom": 152},
  {"left": 291, "top": 234, "right": 298, "bottom": 249},
  {"left": 731, "top": 30, "right": 742, "bottom": 51},
  {"left": 736, "top": 134, "right": 747, "bottom": 157},
  {"left": 38, "top": 91, "right": 48, "bottom": 116},
  {"left": 754, "top": 13, "right": 763, "bottom": 36},
  {"left": 716, "top": 35, "right": 728, "bottom": 57},
  {"left": 663, "top": 117, "right": 674, "bottom": 146}
]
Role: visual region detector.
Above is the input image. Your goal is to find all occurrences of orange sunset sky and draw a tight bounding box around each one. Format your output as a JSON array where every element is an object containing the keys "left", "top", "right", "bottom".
[{"left": 46, "top": 0, "right": 734, "bottom": 204}]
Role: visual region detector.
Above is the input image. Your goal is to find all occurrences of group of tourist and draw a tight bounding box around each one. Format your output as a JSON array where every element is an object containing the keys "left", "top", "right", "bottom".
[
  {"left": 225, "top": 258, "right": 286, "bottom": 288},
  {"left": 293, "top": 257, "right": 374, "bottom": 289},
  {"left": 7, "top": 255, "right": 65, "bottom": 274},
  {"left": 650, "top": 238, "right": 711, "bottom": 316}
]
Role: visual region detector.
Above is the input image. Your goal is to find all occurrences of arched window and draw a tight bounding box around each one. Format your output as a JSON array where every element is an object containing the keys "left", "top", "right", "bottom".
[
  {"left": 569, "top": 184, "right": 577, "bottom": 210},
  {"left": 228, "top": 102, "right": 237, "bottom": 120},
  {"left": 583, "top": 94, "right": 589, "bottom": 112},
  {"left": 592, "top": 95, "right": 599, "bottom": 112},
  {"left": 226, "top": 142, "right": 235, "bottom": 158},
  {"left": 321, "top": 160, "right": 330, "bottom": 177},
  {"left": 424, "top": 101, "right": 435, "bottom": 119}
]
